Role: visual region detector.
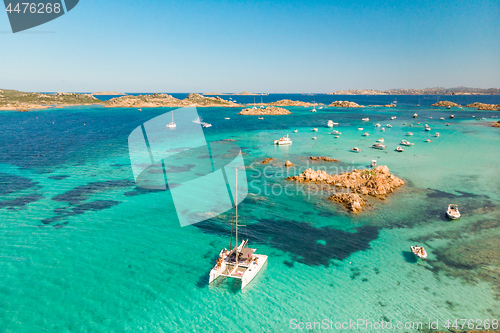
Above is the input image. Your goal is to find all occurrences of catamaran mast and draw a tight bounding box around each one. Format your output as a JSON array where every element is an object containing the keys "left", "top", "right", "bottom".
[{"left": 235, "top": 168, "right": 238, "bottom": 255}]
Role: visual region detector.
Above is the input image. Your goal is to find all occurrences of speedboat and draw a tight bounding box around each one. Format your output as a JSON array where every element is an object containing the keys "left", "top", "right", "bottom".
[
  {"left": 331, "top": 130, "right": 342, "bottom": 135},
  {"left": 203, "top": 123, "right": 212, "bottom": 128},
  {"left": 396, "top": 147, "right": 404, "bottom": 152},
  {"left": 225, "top": 117, "right": 230, "bottom": 120},
  {"left": 410, "top": 124, "right": 414, "bottom": 127},
  {"left": 334, "top": 135, "right": 340, "bottom": 139},
  {"left": 400, "top": 140, "right": 414, "bottom": 146},
  {"left": 410, "top": 246, "right": 427, "bottom": 259},
  {"left": 446, "top": 123, "right": 450, "bottom": 126},
  {"left": 293, "top": 129, "right": 298, "bottom": 133},
  {"left": 377, "top": 138, "right": 384, "bottom": 143},
  {"left": 363, "top": 132, "right": 369, "bottom": 136},
  {"left": 447, "top": 106, "right": 452, "bottom": 109},
  {"left": 450, "top": 115, "right": 455, "bottom": 118},
  {"left": 362, "top": 118, "right": 370, "bottom": 121},
  {"left": 312, "top": 137, "right": 317, "bottom": 140},
  {"left": 425, "top": 126, "right": 431, "bottom": 131},
  {"left": 350, "top": 147, "right": 362, "bottom": 153},
  {"left": 370, "top": 160, "right": 377, "bottom": 167},
  {"left": 390, "top": 116, "right": 397, "bottom": 120},
  {"left": 446, "top": 204, "right": 461, "bottom": 219},
  {"left": 406, "top": 132, "right": 414, "bottom": 136},
  {"left": 435, "top": 133, "right": 440, "bottom": 137},
  {"left": 274, "top": 134, "right": 293, "bottom": 145},
  {"left": 386, "top": 124, "right": 392, "bottom": 128},
  {"left": 358, "top": 127, "right": 364, "bottom": 131},
  {"left": 258, "top": 117, "right": 264, "bottom": 120},
  {"left": 440, "top": 117, "right": 445, "bottom": 120},
  {"left": 381, "top": 127, "right": 385, "bottom": 131},
  {"left": 312, "top": 128, "right": 318, "bottom": 132},
  {"left": 375, "top": 123, "right": 381, "bottom": 127},
  {"left": 413, "top": 113, "right": 418, "bottom": 118},
  {"left": 425, "top": 139, "right": 431, "bottom": 142},
  {"left": 371, "top": 143, "right": 387, "bottom": 150}
]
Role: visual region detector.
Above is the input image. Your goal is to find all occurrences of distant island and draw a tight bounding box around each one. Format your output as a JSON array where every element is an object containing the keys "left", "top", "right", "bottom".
[
  {"left": 328, "top": 87, "right": 500, "bottom": 95},
  {"left": 203, "top": 91, "right": 268, "bottom": 96},
  {"left": 92, "top": 91, "right": 126, "bottom": 95}
]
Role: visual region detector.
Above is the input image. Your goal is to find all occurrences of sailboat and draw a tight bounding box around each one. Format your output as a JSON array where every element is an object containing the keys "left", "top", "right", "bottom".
[
  {"left": 166, "top": 112, "right": 176, "bottom": 128},
  {"left": 209, "top": 169, "right": 268, "bottom": 289}
]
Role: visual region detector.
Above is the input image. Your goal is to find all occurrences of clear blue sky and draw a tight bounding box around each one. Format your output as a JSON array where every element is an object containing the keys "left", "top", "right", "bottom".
[{"left": 1, "top": 0, "right": 499, "bottom": 93}]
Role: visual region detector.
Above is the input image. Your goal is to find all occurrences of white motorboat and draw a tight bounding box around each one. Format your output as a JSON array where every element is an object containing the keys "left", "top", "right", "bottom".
[
  {"left": 390, "top": 116, "right": 397, "bottom": 120},
  {"left": 406, "top": 132, "right": 414, "bottom": 136},
  {"left": 203, "top": 123, "right": 212, "bottom": 128},
  {"left": 450, "top": 115, "right": 455, "bottom": 118},
  {"left": 312, "top": 137, "right": 317, "bottom": 140},
  {"left": 258, "top": 117, "right": 264, "bottom": 120},
  {"left": 425, "top": 139, "right": 431, "bottom": 142},
  {"left": 400, "top": 140, "right": 414, "bottom": 146},
  {"left": 362, "top": 118, "right": 370, "bottom": 121},
  {"left": 447, "top": 106, "right": 452, "bottom": 109},
  {"left": 446, "top": 123, "right": 450, "bottom": 126},
  {"left": 293, "top": 129, "right": 298, "bottom": 133},
  {"left": 396, "top": 146, "right": 404, "bottom": 152},
  {"left": 413, "top": 113, "right": 418, "bottom": 118},
  {"left": 138, "top": 108, "right": 142, "bottom": 112},
  {"left": 331, "top": 130, "right": 342, "bottom": 135},
  {"left": 425, "top": 126, "right": 431, "bottom": 131},
  {"left": 375, "top": 123, "right": 381, "bottom": 127},
  {"left": 370, "top": 160, "right": 377, "bottom": 167},
  {"left": 440, "top": 117, "right": 445, "bottom": 120},
  {"left": 334, "top": 135, "right": 340, "bottom": 139},
  {"left": 435, "top": 133, "right": 440, "bottom": 137},
  {"left": 358, "top": 127, "right": 364, "bottom": 131},
  {"left": 381, "top": 127, "right": 385, "bottom": 131},
  {"left": 410, "top": 124, "right": 414, "bottom": 127},
  {"left": 166, "top": 112, "right": 177, "bottom": 128},
  {"left": 327, "top": 120, "right": 338, "bottom": 127},
  {"left": 209, "top": 169, "right": 268, "bottom": 289},
  {"left": 377, "top": 138, "right": 385, "bottom": 143},
  {"left": 446, "top": 204, "right": 461, "bottom": 219},
  {"left": 371, "top": 143, "right": 387, "bottom": 150},
  {"left": 386, "top": 124, "right": 392, "bottom": 128},
  {"left": 225, "top": 117, "right": 230, "bottom": 120},
  {"left": 312, "top": 128, "right": 318, "bottom": 132},
  {"left": 350, "top": 147, "right": 362, "bottom": 153},
  {"left": 274, "top": 134, "right": 293, "bottom": 145},
  {"left": 410, "top": 246, "right": 427, "bottom": 259},
  {"left": 363, "top": 132, "right": 369, "bottom": 136}
]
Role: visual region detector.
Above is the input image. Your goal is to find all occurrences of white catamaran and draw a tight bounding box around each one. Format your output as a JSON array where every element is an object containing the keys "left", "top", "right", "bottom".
[{"left": 209, "top": 170, "right": 268, "bottom": 289}]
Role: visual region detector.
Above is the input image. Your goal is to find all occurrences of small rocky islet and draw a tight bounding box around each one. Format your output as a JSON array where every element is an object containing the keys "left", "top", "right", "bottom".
[
  {"left": 238, "top": 106, "right": 291, "bottom": 115},
  {"left": 286, "top": 165, "right": 405, "bottom": 213}
]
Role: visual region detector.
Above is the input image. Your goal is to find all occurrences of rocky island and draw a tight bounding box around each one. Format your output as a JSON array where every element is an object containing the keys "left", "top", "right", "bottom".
[
  {"left": 106, "top": 93, "right": 241, "bottom": 108},
  {"left": 328, "top": 87, "right": 500, "bottom": 95},
  {"left": 431, "top": 101, "right": 460, "bottom": 107},
  {"left": 263, "top": 99, "right": 317, "bottom": 107},
  {"left": 466, "top": 102, "right": 500, "bottom": 110},
  {"left": 328, "top": 101, "right": 364, "bottom": 108},
  {"left": 0, "top": 89, "right": 102, "bottom": 111},
  {"left": 286, "top": 165, "right": 404, "bottom": 212},
  {"left": 238, "top": 106, "right": 291, "bottom": 115},
  {"left": 92, "top": 91, "right": 125, "bottom": 95}
]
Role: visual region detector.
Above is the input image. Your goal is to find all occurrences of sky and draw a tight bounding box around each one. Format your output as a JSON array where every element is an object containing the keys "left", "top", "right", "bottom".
[{"left": 1, "top": 0, "right": 499, "bottom": 93}]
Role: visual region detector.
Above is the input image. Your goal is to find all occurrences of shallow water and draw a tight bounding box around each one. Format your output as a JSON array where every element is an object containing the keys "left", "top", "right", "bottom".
[{"left": 1, "top": 99, "right": 500, "bottom": 332}]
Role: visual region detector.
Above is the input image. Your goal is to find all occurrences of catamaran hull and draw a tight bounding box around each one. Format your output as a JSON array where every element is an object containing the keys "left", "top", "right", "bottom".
[{"left": 241, "top": 255, "right": 268, "bottom": 289}]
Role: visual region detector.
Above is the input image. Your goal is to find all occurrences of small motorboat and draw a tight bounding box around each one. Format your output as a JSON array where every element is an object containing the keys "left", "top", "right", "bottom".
[
  {"left": 446, "top": 204, "right": 461, "bottom": 219},
  {"left": 396, "top": 147, "right": 404, "bottom": 152},
  {"left": 429, "top": 117, "right": 433, "bottom": 119},
  {"left": 331, "top": 130, "right": 342, "bottom": 135},
  {"left": 406, "top": 132, "right": 414, "bottom": 136},
  {"left": 377, "top": 138, "right": 385, "bottom": 143},
  {"left": 363, "top": 132, "right": 369, "bottom": 136},
  {"left": 225, "top": 117, "right": 230, "bottom": 120},
  {"left": 370, "top": 160, "right": 377, "bottom": 167},
  {"left": 386, "top": 124, "right": 392, "bottom": 128},
  {"left": 400, "top": 140, "right": 414, "bottom": 146},
  {"left": 138, "top": 108, "right": 142, "bottom": 112},
  {"left": 312, "top": 128, "right": 318, "bottom": 132},
  {"left": 447, "top": 106, "right": 452, "bottom": 109},
  {"left": 450, "top": 115, "right": 455, "bottom": 119},
  {"left": 293, "top": 129, "right": 298, "bottom": 133},
  {"left": 446, "top": 123, "right": 450, "bottom": 126},
  {"left": 274, "top": 134, "right": 293, "bottom": 145},
  {"left": 410, "top": 124, "right": 414, "bottom": 127},
  {"left": 440, "top": 117, "right": 445, "bottom": 120},
  {"left": 327, "top": 120, "right": 337, "bottom": 127},
  {"left": 417, "top": 122, "right": 420, "bottom": 124},
  {"left": 425, "top": 139, "right": 431, "bottom": 142},
  {"left": 425, "top": 126, "right": 431, "bottom": 131},
  {"left": 362, "top": 118, "right": 370, "bottom": 121},
  {"left": 350, "top": 147, "right": 362, "bottom": 153},
  {"left": 413, "top": 113, "right": 418, "bottom": 118},
  {"left": 358, "top": 127, "right": 364, "bottom": 131},
  {"left": 390, "top": 116, "right": 397, "bottom": 120},
  {"left": 410, "top": 246, "right": 427, "bottom": 259},
  {"left": 258, "top": 117, "right": 264, "bottom": 120},
  {"left": 403, "top": 123, "right": 407, "bottom": 125},
  {"left": 371, "top": 143, "right": 387, "bottom": 150},
  {"left": 435, "top": 133, "right": 440, "bottom": 137},
  {"left": 375, "top": 123, "right": 381, "bottom": 127},
  {"left": 334, "top": 135, "right": 340, "bottom": 139},
  {"left": 381, "top": 127, "right": 386, "bottom": 131},
  {"left": 312, "top": 137, "right": 317, "bottom": 140}
]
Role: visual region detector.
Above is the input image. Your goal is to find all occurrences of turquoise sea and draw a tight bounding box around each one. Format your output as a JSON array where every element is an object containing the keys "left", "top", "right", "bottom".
[{"left": 1, "top": 95, "right": 500, "bottom": 332}]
